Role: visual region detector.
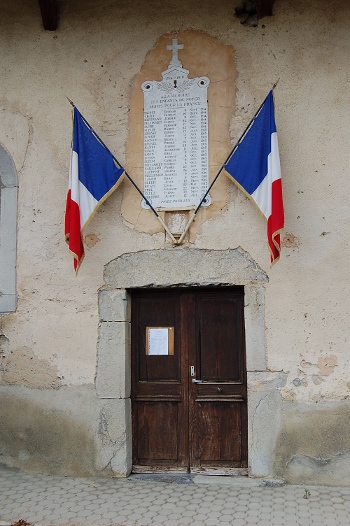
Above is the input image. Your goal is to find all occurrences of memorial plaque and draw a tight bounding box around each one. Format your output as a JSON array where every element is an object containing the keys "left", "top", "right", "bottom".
[{"left": 142, "top": 39, "right": 211, "bottom": 211}]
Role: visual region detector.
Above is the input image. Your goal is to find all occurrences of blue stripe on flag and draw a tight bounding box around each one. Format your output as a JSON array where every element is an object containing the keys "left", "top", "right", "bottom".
[
  {"left": 73, "top": 107, "right": 124, "bottom": 202},
  {"left": 225, "top": 91, "right": 276, "bottom": 195}
]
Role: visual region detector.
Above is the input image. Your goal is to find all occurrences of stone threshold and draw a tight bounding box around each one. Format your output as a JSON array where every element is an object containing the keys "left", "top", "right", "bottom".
[{"left": 127, "top": 473, "right": 285, "bottom": 486}]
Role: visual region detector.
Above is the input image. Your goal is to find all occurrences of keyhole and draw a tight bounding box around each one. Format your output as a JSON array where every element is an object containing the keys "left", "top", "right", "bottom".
[{"left": 174, "top": 80, "right": 177, "bottom": 88}]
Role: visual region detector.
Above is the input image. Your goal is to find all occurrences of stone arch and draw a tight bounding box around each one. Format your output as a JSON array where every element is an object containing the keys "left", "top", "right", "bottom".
[
  {"left": 96, "top": 248, "right": 285, "bottom": 478},
  {"left": 0, "top": 145, "right": 18, "bottom": 313}
]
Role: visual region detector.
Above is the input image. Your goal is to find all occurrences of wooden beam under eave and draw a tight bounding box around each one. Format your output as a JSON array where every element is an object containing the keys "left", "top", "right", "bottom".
[
  {"left": 256, "top": 0, "right": 274, "bottom": 19},
  {"left": 38, "top": 0, "right": 58, "bottom": 31}
]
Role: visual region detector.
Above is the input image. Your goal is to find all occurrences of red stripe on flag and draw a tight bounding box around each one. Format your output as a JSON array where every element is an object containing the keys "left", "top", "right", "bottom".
[
  {"left": 64, "top": 189, "right": 72, "bottom": 240},
  {"left": 267, "top": 178, "right": 284, "bottom": 265},
  {"left": 65, "top": 190, "right": 84, "bottom": 271}
]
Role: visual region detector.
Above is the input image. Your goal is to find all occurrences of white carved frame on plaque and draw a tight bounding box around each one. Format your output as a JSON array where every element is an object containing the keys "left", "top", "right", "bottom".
[{"left": 141, "top": 39, "right": 211, "bottom": 211}]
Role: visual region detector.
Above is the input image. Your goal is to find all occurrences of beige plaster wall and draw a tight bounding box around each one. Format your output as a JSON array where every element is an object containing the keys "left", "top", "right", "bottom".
[
  {"left": 1, "top": 0, "right": 349, "bottom": 397},
  {"left": 1, "top": 0, "right": 350, "bottom": 480}
]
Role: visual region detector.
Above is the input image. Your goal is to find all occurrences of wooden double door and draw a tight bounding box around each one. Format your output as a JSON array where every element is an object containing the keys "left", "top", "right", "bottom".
[{"left": 131, "top": 288, "right": 247, "bottom": 473}]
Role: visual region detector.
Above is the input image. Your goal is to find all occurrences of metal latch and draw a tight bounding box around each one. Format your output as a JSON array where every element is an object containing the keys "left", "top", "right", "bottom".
[{"left": 190, "top": 366, "right": 202, "bottom": 383}]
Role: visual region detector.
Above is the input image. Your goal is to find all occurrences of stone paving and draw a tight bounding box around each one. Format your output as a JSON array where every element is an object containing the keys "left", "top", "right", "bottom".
[{"left": 1, "top": 466, "right": 350, "bottom": 526}]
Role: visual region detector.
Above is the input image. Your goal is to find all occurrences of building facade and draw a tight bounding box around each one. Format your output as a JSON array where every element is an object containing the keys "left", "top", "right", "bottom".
[{"left": 1, "top": 0, "right": 350, "bottom": 485}]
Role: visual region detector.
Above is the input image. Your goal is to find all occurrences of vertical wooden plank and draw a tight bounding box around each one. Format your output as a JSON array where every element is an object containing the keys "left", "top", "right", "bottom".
[{"left": 180, "top": 290, "right": 195, "bottom": 469}]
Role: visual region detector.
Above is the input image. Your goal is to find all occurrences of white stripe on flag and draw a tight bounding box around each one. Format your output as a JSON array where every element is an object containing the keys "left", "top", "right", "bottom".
[
  {"left": 79, "top": 180, "right": 98, "bottom": 229},
  {"left": 70, "top": 150, "right": 99, "bottom": 229},
  {"left": 70, "top": 151, "right": 79, "bottom": 203},
  {"left": 251, "top": 132, "right": 281, "bottom": 219}
]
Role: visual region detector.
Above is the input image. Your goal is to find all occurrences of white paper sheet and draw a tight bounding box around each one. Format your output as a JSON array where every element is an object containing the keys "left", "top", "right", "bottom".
[{"left": 148, "top": 328, "right": 169, "bottom": 355}]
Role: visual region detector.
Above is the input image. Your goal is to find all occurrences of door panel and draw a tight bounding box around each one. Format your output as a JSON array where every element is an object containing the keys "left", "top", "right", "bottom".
[
  {"left": 197, "top": 294, "right": 243, "bottom": 382},
  {"left": 136, "top": 402, "right": 179, "bottom": 462},
  {"left": 137, "top": 295, "right": 180, "bottom": 382},
  {"left": 131, "top": 291, "right": 187, "bottom": 469},
  {"left": 189, "top": 290, "right": 247, "bottom": 468},
  {"left": 131, "top": 288, "right": 247, "bottom": 471},
  {"left": 195, "top": 401, "right": 243, "bottom": 462}
]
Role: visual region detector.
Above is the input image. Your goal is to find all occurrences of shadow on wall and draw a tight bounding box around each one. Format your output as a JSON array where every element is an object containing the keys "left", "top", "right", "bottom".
[
  {"left": 0, "top": 387, "right": 98, "bottom": 476},
  {"left": 274, "top": 401, "right": 350, "bottom": 486}
]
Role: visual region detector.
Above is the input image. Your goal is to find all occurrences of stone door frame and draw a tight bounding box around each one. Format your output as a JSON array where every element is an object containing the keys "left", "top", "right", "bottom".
[{"left": 96, "top": 248, "right": 285, "bottom": 478}]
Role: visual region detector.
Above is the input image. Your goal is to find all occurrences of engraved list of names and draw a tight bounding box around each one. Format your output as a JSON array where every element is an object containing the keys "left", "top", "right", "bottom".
[{"left": 142, "top": 39, "right": 211, "bottom": 210}]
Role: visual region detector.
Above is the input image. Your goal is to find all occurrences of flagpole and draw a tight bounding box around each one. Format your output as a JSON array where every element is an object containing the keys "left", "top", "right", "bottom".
[
  {"left": 66, "top": 99, "right": 177, "bottom": 244},
  {"left": 176, "top": 82, "right": 279, "bottom": 245}
]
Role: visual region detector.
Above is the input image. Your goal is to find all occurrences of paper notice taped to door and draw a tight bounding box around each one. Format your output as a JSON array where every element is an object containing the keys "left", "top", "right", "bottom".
[{"left": 146, "top": 327, "right": 174, "bottom": 355}]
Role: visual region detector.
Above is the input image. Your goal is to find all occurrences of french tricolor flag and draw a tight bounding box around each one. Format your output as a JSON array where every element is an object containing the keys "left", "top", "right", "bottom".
[
  {"left": 224, "top": 90, "right": 284, "bottom": 265},
  {"left": 65, "top": 107, "right": 125, "bottom": 272}
]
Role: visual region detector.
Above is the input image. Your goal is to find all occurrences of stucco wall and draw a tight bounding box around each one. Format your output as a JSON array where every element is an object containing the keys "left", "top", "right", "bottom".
[{"left": 1, "top": 0, "right": 350, "bottom": 483}]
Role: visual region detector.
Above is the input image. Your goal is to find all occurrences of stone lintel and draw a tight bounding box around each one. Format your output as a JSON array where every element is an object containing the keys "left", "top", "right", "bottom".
[{"left": 104, "top": 248, "right": 268, "bottom": 289}]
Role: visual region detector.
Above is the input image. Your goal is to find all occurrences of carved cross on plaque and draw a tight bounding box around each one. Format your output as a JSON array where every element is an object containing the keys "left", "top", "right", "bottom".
[{"left": 166, "top": 38, "right": 184, "bottom": 67}]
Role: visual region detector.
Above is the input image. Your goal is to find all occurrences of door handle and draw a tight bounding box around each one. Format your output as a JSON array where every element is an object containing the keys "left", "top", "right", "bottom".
[{"left": 190, "top": 366, "right": 202, "bottom": 383}]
